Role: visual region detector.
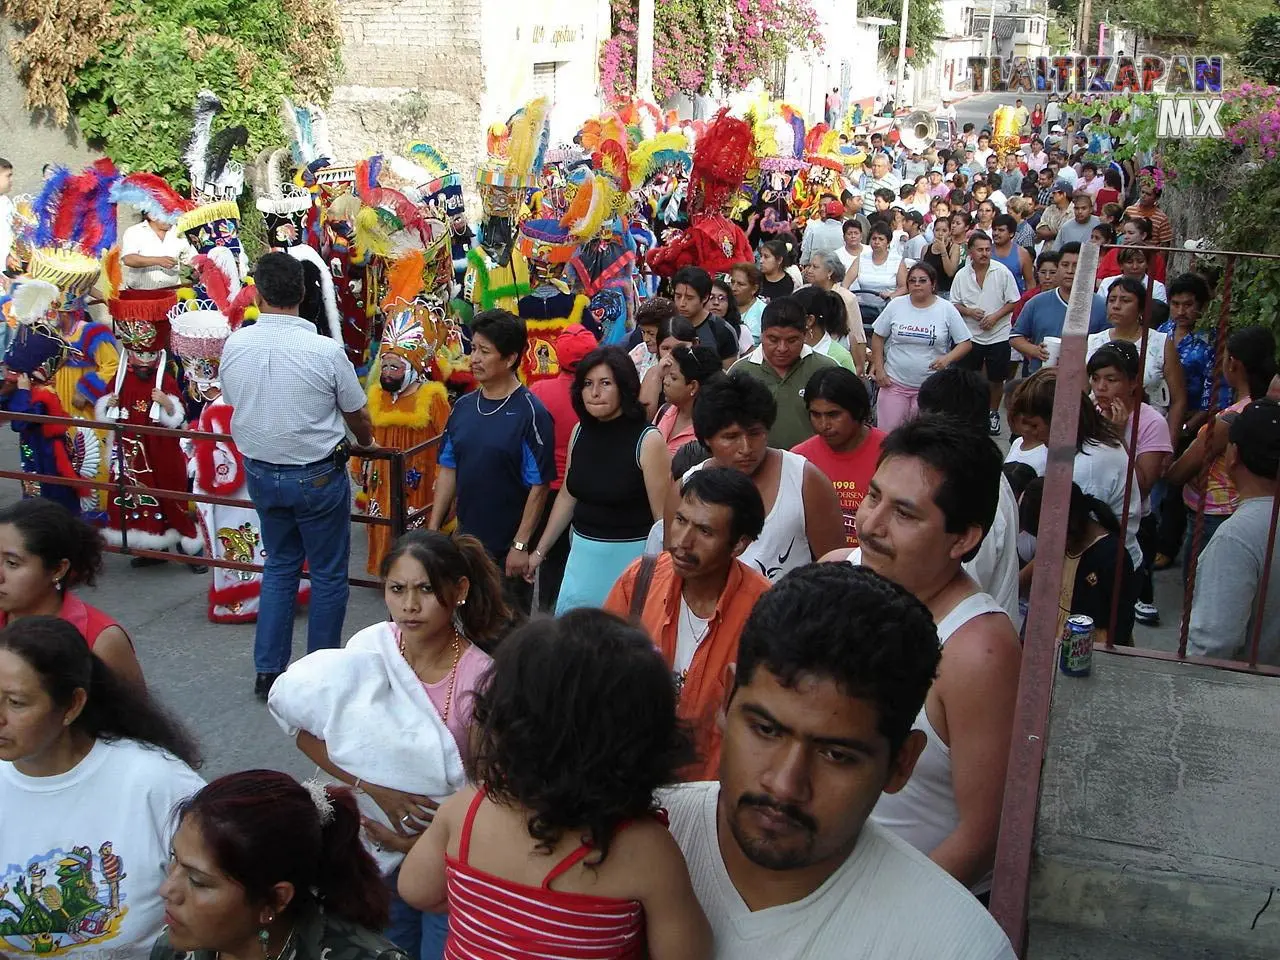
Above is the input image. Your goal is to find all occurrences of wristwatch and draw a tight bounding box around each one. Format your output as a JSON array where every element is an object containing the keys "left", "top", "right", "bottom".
[{"left": 512, "top": 540, "right": 529, "bottom": 553}]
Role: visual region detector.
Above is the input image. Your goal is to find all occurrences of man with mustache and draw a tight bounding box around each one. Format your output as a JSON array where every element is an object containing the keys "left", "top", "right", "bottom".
[
  {"left": 662, "top": 563, "right": 1016, "bottom": 958},
  {"left": 823, "top": 414, "right": 1021, "bottom": 895},
  {"left": 605, "top": 466, "right": 768, "bottom": 781}
]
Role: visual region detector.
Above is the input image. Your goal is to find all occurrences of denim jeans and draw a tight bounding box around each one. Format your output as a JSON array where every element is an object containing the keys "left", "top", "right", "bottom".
[
  {"left": 1182, "top": 510, "right": 1229, "bottom": 587},
  {"left": 384, "top": 870, "right": 447, "bottom": 960},
  {"left": 244, "top": 457, "right": 350, "bottom": 672}
]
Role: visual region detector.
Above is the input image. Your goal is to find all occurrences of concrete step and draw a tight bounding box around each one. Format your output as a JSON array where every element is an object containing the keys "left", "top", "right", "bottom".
[{"left": 1030, "top": 921, "right": 1238, "bottom": 959}]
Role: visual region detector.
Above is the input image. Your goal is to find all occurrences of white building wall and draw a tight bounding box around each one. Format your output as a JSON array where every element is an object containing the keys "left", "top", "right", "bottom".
[{"left": 785, "top": 0, "right": 888, "bottom": 123}]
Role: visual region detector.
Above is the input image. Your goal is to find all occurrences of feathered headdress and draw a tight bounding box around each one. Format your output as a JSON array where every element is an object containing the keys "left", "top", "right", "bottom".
[
  {"left": 628, "top": 132, "right": 692, "bottom": 187},
  {"left": 504, "top": 98, "right": 551, "bottom": 184},
  {"left": 110, "top": 173, "right": 193, "bottom": 225},
  {"left": 691, "top": 109, "right": 755, "bottom": 217},
  {"left": 34, "top": 159, "right": 121, "bottom": 256},
  {"left": 186, "top": 91, "right": 248, "bottom": 200}
]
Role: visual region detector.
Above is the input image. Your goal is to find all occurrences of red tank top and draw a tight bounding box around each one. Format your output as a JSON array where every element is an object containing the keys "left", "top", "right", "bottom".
[
  {"left": 443, "top": 788, "right": 646, "bottom": 960},
  {"left": 0, "top": 592, "right": 124, "bottom": 650}
]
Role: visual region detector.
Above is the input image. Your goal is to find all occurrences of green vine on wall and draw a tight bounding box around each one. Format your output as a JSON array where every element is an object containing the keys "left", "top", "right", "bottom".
[{"left": 3, "top": 0, "right": 343, "bottom": 186}]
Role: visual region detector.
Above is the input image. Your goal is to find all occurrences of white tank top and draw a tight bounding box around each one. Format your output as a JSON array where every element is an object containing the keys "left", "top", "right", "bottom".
[
  {"left": 869, "top": 589, "right": 1009, "bottom": 894},
  {"left": 685, "top": 450, "right": 810, "bottom": 583}
]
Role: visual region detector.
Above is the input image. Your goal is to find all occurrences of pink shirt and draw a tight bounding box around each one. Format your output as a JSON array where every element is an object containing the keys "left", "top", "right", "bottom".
[
  {"left": 1124, "top": 402, "right": 1173, "bottom": 514},
  {"left": 656, "top": 403, "right": 696, "bottom": 456},
  {"left": 391, "top": 625, "right": 492, "bottom": 768}
]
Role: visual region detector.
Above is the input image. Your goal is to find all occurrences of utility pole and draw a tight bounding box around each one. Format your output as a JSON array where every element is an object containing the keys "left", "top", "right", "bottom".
[
  {"left": 895, "top": 0, "right": 910, "bottom": 111},
  {"left": 984, "top": 0, "right": 996, "bottom": 60},
  {"left": 637, "top": 0, "right": 655, "bottom": 101},
  {"left": 1077, "top": 0, "right": 1092, "bottom": 53}
]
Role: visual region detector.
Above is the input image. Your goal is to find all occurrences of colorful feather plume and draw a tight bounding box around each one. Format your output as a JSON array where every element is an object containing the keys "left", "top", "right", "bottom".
[
  {"left": 380, "top": 249, "right": 426, "bottom": 311},
  {"left": 355, "top": 205, "right": 393, "bottom": 260},
  {"left": 206, "top": 126, "right": 249, "bottom": 186},
  {"left": 592, "top": 140, "right": 631, "bottom": 192},
  {"left": 185, "top": 91, "right": 223, "bottom": 187},
  {"left": 102, "top": 247, "right": 121, "bottom": 301},
  {"left": 560, "top": 173, "right": 612, "bottom": 241},
  {"left": 406, "top": 142, "right": 453, "bottom": 179},
  {"left": 110, "top": 173, "right": 192, "bottom": 224},
  {"left": 191, "top": 254, "right": 234, "bottom": 313},
  {"left": 628, "top": 133, "right": 691, "bottom": 185},
  {"left": 506, "top": 98, "right": 550, "bottom": 180},
  {"left": 10, "top": 279, "right": 59, "bottom": 322}
]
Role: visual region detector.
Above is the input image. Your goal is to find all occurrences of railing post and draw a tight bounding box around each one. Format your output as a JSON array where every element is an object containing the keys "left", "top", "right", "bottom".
[
  {"left": 113, "top": 420, "right": 129, "bottom": 555},
  {"left": 389, "top": 450, "right": 407, "bottom": 542}
]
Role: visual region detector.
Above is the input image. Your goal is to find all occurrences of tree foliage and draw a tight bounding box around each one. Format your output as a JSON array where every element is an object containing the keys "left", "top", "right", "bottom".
[
  {"left": 4, "top": 0, "right": 342, "bottom": 186},
  {"left": 858, "top": 0, "right": 943, "bottom": 65},
  {"left": 1240, "top": 13, "right": 1280, "bottom": 85},
  {"left": 1102, "top": 0, "right": 1272, "bottom": 52},
  {"left": 600, "top": 0, "right": 824, "bottom": 104}
]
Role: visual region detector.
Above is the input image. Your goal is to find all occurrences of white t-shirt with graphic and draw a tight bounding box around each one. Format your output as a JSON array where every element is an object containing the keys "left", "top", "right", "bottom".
[
  {"left": 0, "top": 738, "right": 205, "bottom": 960},
  {"left": 872, "top": 296, "right": 972, "bottom": 389}
]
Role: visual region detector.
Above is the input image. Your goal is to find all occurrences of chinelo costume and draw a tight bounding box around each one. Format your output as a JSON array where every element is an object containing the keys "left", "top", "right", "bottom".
[
  {"left": 96, "top": 303, "right": 202, "bottom": 557},
  {"left": 178, "top": 91, "right": 251, "bottom": 296},
  {"left": 646, "top": 109, "right": 754, "bottom": 278},
  {"left": 0, "top": 280, "right": 98, "bottom": 514},
  {"left": 748, "top": 99, "right": 808, "bottom": 247},
  {"left": 353, "top": 294, "right": 451, "bottom": 574}
]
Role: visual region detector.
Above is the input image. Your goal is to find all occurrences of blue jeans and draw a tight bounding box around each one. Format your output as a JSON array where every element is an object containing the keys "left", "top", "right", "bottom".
[
  {"left": 385, "top": 871, "right": 447, "bottom": 960},
  {"left": 1182, "top": 510, "right": 1228, "bottom": 586},
  {"left": 244, "top": 457, "right": 350, "bottom": 672}
]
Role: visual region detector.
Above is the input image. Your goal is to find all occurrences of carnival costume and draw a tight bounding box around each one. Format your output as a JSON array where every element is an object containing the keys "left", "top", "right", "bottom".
[
  {"left": 646, "top": 110, "right": 754, "bottom": 277},
  {"left": 748, "top": 101, "right": 808, "bottom": 246},
  {"left": 96, "top": 305, "right": 202, "bottom": 555},
  {"left": 353, "top": 290, "right": 451, "bottom": 574},
  {"left": 0, "top": 280, "right": 98, "bottom": 514}
]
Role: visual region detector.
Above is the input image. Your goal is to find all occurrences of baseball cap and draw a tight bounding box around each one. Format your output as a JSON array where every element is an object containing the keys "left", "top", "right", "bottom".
[
  {"left": 1050, "top": 123, "right": 1064, "bottom": 133},
  {"left": 554, "top": 324, "right": 599, "bottom": 372},
  {"left": 1229, "top": 398, "right": 1280, "bottom": 479},
  {"left": 904, "top": 210, "right": 925, "bottom": 224},
  {"left": 824, "top": 199, "right": 846, "bottom": 217},
  {"left": 1051, "top": 180, "right": 1072, "bottom": 194}
]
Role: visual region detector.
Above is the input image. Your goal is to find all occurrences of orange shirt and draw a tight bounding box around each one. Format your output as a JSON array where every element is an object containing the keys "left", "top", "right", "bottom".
[{"left": 604, "top": 553, "right": 770, "bottom": 781}]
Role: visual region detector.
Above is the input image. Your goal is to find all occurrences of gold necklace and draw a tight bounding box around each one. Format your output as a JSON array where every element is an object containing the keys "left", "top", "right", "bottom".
[{"left": 399, "top": 629, "right": 463, "bottom": 722}]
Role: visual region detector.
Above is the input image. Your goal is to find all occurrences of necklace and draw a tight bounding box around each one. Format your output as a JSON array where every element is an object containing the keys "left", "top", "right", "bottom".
[
  {"left": 399, "top": 629, "right": 463, "bottom": 721},
  {"left": 680, "top": 594, "right": 711, "bottom": 646},
  {"left": 477, "top": 386, "right": 517, "bottom": 417}
]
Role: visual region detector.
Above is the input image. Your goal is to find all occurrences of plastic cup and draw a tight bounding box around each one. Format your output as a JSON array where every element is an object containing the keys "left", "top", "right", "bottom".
[{"left": 1043, "top": 336, "right": 1062, "bottom": 367}]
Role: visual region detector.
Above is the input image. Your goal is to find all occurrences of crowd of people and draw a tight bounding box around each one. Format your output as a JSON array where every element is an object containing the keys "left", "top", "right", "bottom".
[{"left": 3, "top": 87, "right": 1280, "bottom": 960}]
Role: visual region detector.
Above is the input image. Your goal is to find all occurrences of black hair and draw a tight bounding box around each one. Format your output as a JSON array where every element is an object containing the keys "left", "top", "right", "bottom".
[
  {"left": 1020, "top": 478, "right": 1121, "bottom": 550},
  {"left": 468, "top": 609, "right": 695, "bottom": 860},
  {"left": 873, "top": 187, "right": 896, "bottom": 203},
  {"left": 571, "top": 345, "right": 646, "bottom": 424},
  {"left": 1103, "top": 168, "right": 1123, "bottom": 190},
  {"left": 992, "top": 213, "right": 1016, "bottom": 233},
  {"left": 1116, "top": 246, "right": 1150, "bottom": 268},
  {"left": 1087, "top": 341, "right": 1140, "bottom": 381},
  {"left": 0, "top": 158, "right": 12, "bottom": 171},
  {"left": 252, "top": 252, "right": 305, "bottom": 309},
  {"left": 668, "top": 315, "right": 697, "bottom": 344},
  {"left": 672, "top": 265, "right": 712, "bottom": 300},
  {"left": 1057, "top": 241, "right": 1082, "bottom": 258},
  {"left": 791, "top": 285, "right": 848, "bottom": 338},
  {"left": 1002, "top": 461, "right": 1039, "bottom": 500},
  {"left": 1167, "top": 273, "right": 1211, "bottom": 308},
  {"left": 867, "top": 221, "right": 894, "bottom": 243},
  {"left": 471, "top": 309, "right": 527, "bottom": 372},
  {"left": 879, "top": 414, "right": 1002, "bottom": 561},
  {"left": 966, "top": 229, "right": 992, "bottom": 249},
  {"left": 1122, "top": 216, "right": 1153, "bottom": 240},
  {"left": 1232, "top": 399, "right": 1280, "bottom": 479},
  {"left": 670, "top": 343, "right": 724, "bottom": 390},
  {"left": 760, "top": 295, "right": 808, "bottom": 334},
  {"left": 804, "top": 366, "right": 871, "bottom": 423},
  {"left": 379, "top": 531, "right": 508, "bottom": 650},
  {"left": 0, "top": 498, "right": 104, "bottom": 589},
  {"left": 636, "top": 296, "right": 676, "bottom": 328},
  {"left": 918, "top": 367, "right": 990, "bottom": 434},
  {"left": 1106, "top": 275, "right": 1148, "bottom": 312},
  {"left": 1036, "top": 249, "right": 1062, "bottom": 269},
  {"left": 761, "top": 238, "right": 793, "bottom": 268},
  {"left": 949, "top": 208, "right": 971, "bottom": 228},
  {"left": 0, "top": 617, "right": 201, "bottom": 766},
  {"left": 711, "top": 277, "right": 743, "bottom": 331},
  {"left": 671, "top": 440, "right": 711, "bottom": 479},
  {"left": 1092, "top": 222, "right": 1116, "bottom": 243},
  {"left": 679, "top": 465, "right": 766, "bottom": 542},
  {"left": 732, "top": 564, "right": 940, "bottom": 759},
  {"left": 1226, "top": 326, "right": 1278, "bottom": 400},
  {"left": 1009, "top": 368, "right": 1122, "bottom": 452},
  {"left": 692, "top": 370, "right": 777, "bottom": 444},
  {"left": 907, "top": 260, "right": 938, "bottom": 289}
]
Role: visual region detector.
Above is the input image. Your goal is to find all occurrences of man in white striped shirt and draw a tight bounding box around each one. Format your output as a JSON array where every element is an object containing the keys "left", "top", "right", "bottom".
[
  {"left": 121, "top": 214, "right": 190, "bottom": 290},
  {"left": 661, "top": 564, "right": 1016, "bottom": 959}
]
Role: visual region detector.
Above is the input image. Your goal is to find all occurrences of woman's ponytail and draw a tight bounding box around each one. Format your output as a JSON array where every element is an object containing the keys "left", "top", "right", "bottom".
[
  {"left": 314, "top": 785, "right": 388, "bottom": 930},
  {"left": 454, "top": 533, "right": 509, "bottom": 650}
]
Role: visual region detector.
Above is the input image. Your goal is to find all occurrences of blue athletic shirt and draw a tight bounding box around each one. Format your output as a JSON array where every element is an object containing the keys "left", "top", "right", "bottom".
[
  {"left": 1011, "top": 289, "right": 1110, "bottom": 372},
  {"left": 437, "top": 386, "right": 556, "bottom": 558}
]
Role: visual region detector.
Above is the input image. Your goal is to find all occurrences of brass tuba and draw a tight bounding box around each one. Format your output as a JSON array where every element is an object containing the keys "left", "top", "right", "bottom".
[{"left": 895, "top": 111, "right": 937, "bottom": 151}]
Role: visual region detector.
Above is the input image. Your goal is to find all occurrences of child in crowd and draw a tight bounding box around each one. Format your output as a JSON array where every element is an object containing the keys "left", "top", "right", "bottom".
[{"left": 397, "top": 608, "right": 711, "bottom": 960}]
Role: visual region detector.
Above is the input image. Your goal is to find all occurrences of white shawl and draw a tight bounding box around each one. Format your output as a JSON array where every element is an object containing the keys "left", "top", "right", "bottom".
[{"left": 267, "top": 621, "right": 466, "bottom": 873}]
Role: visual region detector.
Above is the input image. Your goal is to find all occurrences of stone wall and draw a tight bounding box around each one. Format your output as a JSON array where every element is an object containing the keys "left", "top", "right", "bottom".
[
  {"left": 326, "top": 0, "right": 485, "bottom": 179},
  {"left": 0, "top": 24, "right": 100, "bottom": 194}
]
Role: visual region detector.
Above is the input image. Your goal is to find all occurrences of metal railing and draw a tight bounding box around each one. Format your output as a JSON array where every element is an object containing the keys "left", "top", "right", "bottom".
[
  {"left": 0, "top": 409, "right": 441, "bottom": 591},
  {"left": 989, "top": 240, "right": 1280, "bottom": 954}
]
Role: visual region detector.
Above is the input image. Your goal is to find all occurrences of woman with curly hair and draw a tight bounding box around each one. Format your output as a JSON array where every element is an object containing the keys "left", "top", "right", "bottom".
[{"left": 397, "top": 609, "right": 711, "bottom": 960}]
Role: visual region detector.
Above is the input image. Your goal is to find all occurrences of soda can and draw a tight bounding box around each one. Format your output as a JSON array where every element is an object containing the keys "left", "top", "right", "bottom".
[{"left": 1059, "top": 615, "right": 1094, "bottom": 677}]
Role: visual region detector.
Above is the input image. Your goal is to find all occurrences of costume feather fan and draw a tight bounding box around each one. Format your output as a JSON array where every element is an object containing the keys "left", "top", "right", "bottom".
[
  {"left": 109, "top": 173, "right": 191, "bottom": 224},
  {"left": 191, "top": 254, "right": 234, "bottom": 313},
  {"left": 102, "top": 247, "right": 121, "bottom": 300},
  {"left": 380, "top": 250, "right": 425, "bottom": 312},
  {"left": 185, "top": 91, "right": 223, "bottom": 187},
  {"left": 628, "top": 133, "right": 691, "bottom": 185},
  {"left": 206, "top": 127, "right": 249, "bottom": 186},
  {"left": 286, "top": 244, "right": 340, "bottom": 340},
  {"left": 10, "top": 279, "right": 59, "bottom": 322},
  {"left": 507, "top": 98, "right": 550, "bottom": 180},
  {"left": 34, "top": 167, "right": 71, "bottom": 248},
  {"left": 355, "top": 206, "right": 393, "bottom": 260},
  {"left": 592, "top": 141, "right": 631, "bottom": 192}
]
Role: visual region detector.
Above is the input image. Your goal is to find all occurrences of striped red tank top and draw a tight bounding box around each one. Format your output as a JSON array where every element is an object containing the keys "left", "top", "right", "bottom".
[{"left": 443, "top": 788, "right": 646, "bottom": 960}]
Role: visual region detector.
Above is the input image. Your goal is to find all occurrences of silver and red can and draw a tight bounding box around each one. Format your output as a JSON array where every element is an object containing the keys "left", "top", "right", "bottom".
[{"left": 1059, "top": 615, "right": 1094, "bottom": 677}]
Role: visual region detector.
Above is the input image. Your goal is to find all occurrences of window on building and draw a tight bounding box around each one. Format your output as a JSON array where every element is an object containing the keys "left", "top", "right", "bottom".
[
  {"left": 532, "top": 61, "right": 560, "bottom": 104},
  {"left": 964, "top": 8, "right": 974, "bottom": 33}
]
